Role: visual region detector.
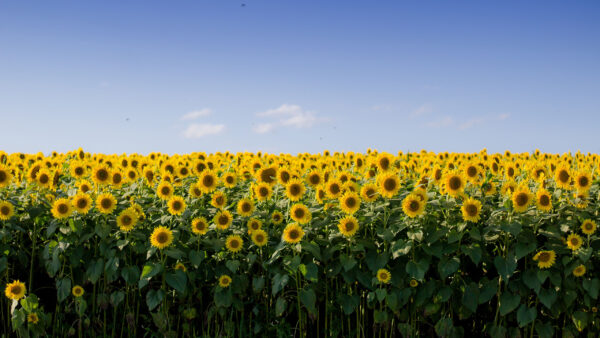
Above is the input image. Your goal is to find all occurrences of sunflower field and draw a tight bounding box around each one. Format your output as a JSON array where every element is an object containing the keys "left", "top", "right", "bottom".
[{"left": 0, "top": 149, "right": 599, "bottom": 337}]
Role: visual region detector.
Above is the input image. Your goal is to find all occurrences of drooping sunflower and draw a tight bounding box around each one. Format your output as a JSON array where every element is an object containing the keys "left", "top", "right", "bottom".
[
  {"left": 483, "top": 181, "right": 497, "bottom": 196},
  {"left": 402, "top": 194, "right": 425, "bottom": 218},
  {"left": 325, "top": 178, "right": 343, "bottom": 199},
  {"left": 533, "top": 250, "right": 556, "bottom": 269},
  {"left": 290, "top": 203, "right": 311, "bottom": 225},
  {"left": 500, "top": 180, "right": 517, "bottom": 197},
  {"left": 225, "top": 235, "right": 243, "bottom": 253},
  {"left": 285, "top": 179, "right": 306, "bottom": 201},
  {"left": 219, "top": 275, "right": 232, "bottom": 288},
  {"left": 0, "top": 201, "right": 15, "bottom": 221},
  {"left": 574, "top": 171, "right": 592, "bottom": 192},
  {"left": 511, "top": 186, "right": 532, "bottom": 213},
  {"left": 535, "top": 189, "right": 552, "bottom": 212},
  {"left": 175, "top": 262, "right": 187, "bottom": 272},
  {"left": 150, "top": 226, "right": 174, "bottom": 250},
  {"left": 72, "top": 193, "right": 92, "bottom": 214},
  {"left": 0, "top": 164, "right": 13, "bottom": 188},
  {"left": 271, "top": 211, "right": 284, "bottom": 225},
  {"left": 254, "top": 182, "right": 273, "bottom": 201},
  {"left": 461, "top": 197, "right": 482, "bottom": 222},
  {"left": 443, "top": 171, "right": 465, "bottom": 197},
  {"left": 156, "top": 181, "right": 174, "bottom": 200},
  {"left": 167, "top": 195, "right": 186, "bottom": 216},
  {"left": 96, "top": 193, "right": 117, "bottom": 214},
  {"left": 72, "top": 285, "right": 84, "bottom": 297},
  {"left": 214, "top": 210, "right": 233, "bottom": 230},
  {"left": 339, "top": 191, "right": 361, "bottom": 214},
  {"left": 581, "top": 219, "right": 597, "bottom": 236},
  {"left": 198, "top": 170, "right": 219, "bottom": 193},
  {"left": 337, "top": 215, "right": 359, "bottom": 237},
  {"left": 283, "top": 223, "right": 305, "bottom": 244},
  {"left": 378, "top": 172, "right": 401, "bottom": 199},
  {"left": 376, "top": 269, "right": 391, "bottom": 284},
  {"left": 573, "top": 264, "right": 586, "bottom": 277},
  {"left": 566, "top": 233, "right": 583, "bottom": 251},
  {"left": 191, "top": 217, "right": 209, "bottom": 235},
  {"left": 247, "top": 218, "right": 263, "bottom": 233},
  {"left": 237, "top": 198, "right": 255, "bottom": 217},
  {"left": 4, "top": 280, "right": 26, "bottom": 300},
  {"left": 92, "top": 165, "right": 111, "bottom": 185},
  {"left": 117, "top": 209, "right": 138, "bottom": 232},
  {"left": 27, "top": 313, "right": 39, "bottom": 324},
  {"left": 51, "top": 198, "right": 73, "bottom": 219},
  {"left": 360, "top": 183, "right": 378, "bottom": 202},
  {"left": 251, "top": 229, "right": 268, "bottom": 247}
]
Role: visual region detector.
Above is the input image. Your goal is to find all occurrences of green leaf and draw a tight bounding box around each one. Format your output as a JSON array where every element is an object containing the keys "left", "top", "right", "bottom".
[
  {"left": 578, "top": 247, "right": 593, "bottom": 263},
  {"left": 406, "top": 260, "right": 428, "bottom": 280},
  {"left": 226, "top": 260, "right": 240, "bottom": 273},
  {"left": 299, "top": 288, "right": 317, "bottom": 315},
  {"left": 252, "top": 277, "right": 265, "bottom": 292},
  {"left": 146, "top": 289, "right": 165, "bottom": 311},
  {"left": 271, "top": 273, "right": 289, "bottom": 296},
  {"left": 494, "top": 254, "right": 517, "bottom": 282},
  {"left": 275, "top": 297, "right": 287, "bottom": 316},
  {"left": 516, "top": 304, "right": 536, "bottom": 327},
  {"left": 166, "top": 270, "right": 187, "bottom": 293},
  {"left": 499, "top": 292, "right": 520, "bottom": 316},
  {"left": 375, "top": 288, "right": 387, "bottom": 302},
  {"left": 523, "top": 269, "right": 541, "bottom": 294},
  {"left": 214, "top": 289, "right": 232, "bottom": 308},
  {"left": 20, "top": 295, "right": 39, "bottom": 313},
  {"left": 300, "top": 262, "right": 318, "bottom": 282},
  {"left": 437, "top": 286, "right": 453, "bottom": 303},
  {"left": 501, "top": 222, "right": 522, "bottom": 236},
  {"left": 462, "top": 283, "right": 479, "bottom": 312},
  {"left": 338, "top": 294, "right": 360, "bottom": 315},
  {"left": 300, "top": 241, "right": 322, "bottom": 261},
  {"left": 121, "top": 266, "right": 140, "bottom": 285},
  {"left": 391, "top": 240, "right": 412, "bottom": 258},
  {"left": 435, "top": 317, "right": 454, "bottom": 337},
  {"left": 189, "top": 250, "right": 205, "bottom": 268},
  {"left": 515, "top": 241, "right": 536, "bottom": 260},
  {"left": 339, "top": 254, "right": 357, "bottom": 272},
  {"left": 374, "top": 310, "right": 388, "bottom": 323},
  {"left": 56, "top": 278, "right": 71, "bottom": 303},
  {"left": 538, "top": 288, "right": 557, "bottom": 309},
  {"left": 535, "top": 321, "right": 554, "bottom": 338},
  {"left": 582, "top": 278, "right": 599, "bottom": 299},
  {"left": 87, "top": 258, "right": 104, "bottom": 284},
  {"left": 110, "top": 291, "right": 125, "bottom": 307},
  {"left": 438, "top": 257, "right": 460, "bottom": 279},
  {"left": 572, "top": 311, "right": 588, "bottom": 332},
  {"left": 462, "top": 245, "right": 482, "bottom": 265},
  {"left": 164, "top": 248, "right": 184, "bottom": 260}
]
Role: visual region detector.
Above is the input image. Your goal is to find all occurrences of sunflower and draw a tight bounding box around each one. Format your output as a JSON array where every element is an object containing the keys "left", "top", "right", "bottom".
[
  {"left": 290, "top": 203, "right": 311, "bottom": 225},
  {"left": 511, "top": 186, "right": 532, "bottom": 213},
  {"left": 0, "top": 165, "right": 12, "bottom": 188},
  {"left": 277, "top": 168, "right": 292, "bottom": 185},
  {"left": 143, "top": 167, "right": 156, "bottom": 185},
  {"left": 72, "top": 193, "right": 92, "bottom": 214},
  {"left": 409, "top": 279, "right": 419, "bottom": 287},
  {"left": 463, "top": 162, "right": 480, "bottom": 182},
  {"left": 376, "top": 269, "right": 391, "bottom": 284},
  {"left": 72, "top": 285, "right": 84, "bottom": 297},
  {"left": 566, "top": 234, "right": 583, "bottom": 251},
  {"left": 574, "top": 171, "right": 592, "bottom": 191},
  {"left": 247, "top": 218, "right": 263, "bottom": 233},
  {"left": 378, "top": 173, "right": 401, "bottom": 199},
  {"left": 461, "top": 197, "right": 482, "bottom": 222},
  {"left": 501, "top": 180, "right": 517, "bottom": 197},
  {"left": 360, "top": 183, "right": 378, "bottom": 202},
  {"left": 254, "top": 182, "right": 273, "bottom": 201},
  {"left": 554, "top": 165, "right": 571, "bottom": 189},
  {"left": 251, "top": 229, "right": 268, "bottom": 247},
  {"left": 271, "top": 211, "right": 284, "bottom": 225},
  {"left": 150, "top": 226, "right": 174, "bottom": 250},
  {"left": 188, "top": 183, "right": 203, "bottom": 198},
  {"left": 402, "top": 194, "right": 425, "bottom": 218},
  {"left": 219, "top": 275, "right": 232, "bottom": 288},
  {"left": 175, "top": 262, "right": 187, "bottom": 272},
  {"left": 0, "top": 201, "right": 15, "bottom": 221},
  {"left": 256, "top": 166, "right": 278, "bottom": 186},
  {"left": 535, "top": 189, "right": 552, "bottom": 212},
  {"left": 375, "top": 153, "right": 394, "bottom": 172},
  {"left": 339, "top": 192, "right": 361, "bottom": 214},
  {"left": 4, "top": 280, "right": 26, "bottom": 300},
  {"left": 573, "top": 264, "right": 586, "bottom": 277},
  {"left": 126, "top": 168, "right": 139, "bottom": 182},
  {"left": 96, "top": 193, "right": 117, "bottom": 214},
  {"left": 214, "top": 210, "right": 233, "bottom": 230},
  {"left": 70, "top": 162, "right": 87, "bottom": 179},
  {"left": 236, "top": 198, "right": 255, "bottom": 217},
  {"left": 325, "top": 178, "right": 343, "bottom": 199},
  {"left": 110, "top": 170, "right": 124, "bottom": 187},
  {"left": 306, "top": 170, "right": 322, "bottom": 187},
  {"left": 337, "top": 215, "right": 359, "bottom": 237},
  {"left": 27, "top": 313, "right": 39, "bottom": 324},
  {"left": 581, "top": 219, "right": 597, "bottom": 235},
  {"left": 443, "top": 171, "right": 465, "bottom": 197},
  {"left": 117, "top": 209, "right": 138, "bottom": 232},
  {"left": 167, "top": 195, "right": 186, "bottom": 216},
  {"left": 51, "top": 198, "right": 73, "bottom": 219},
  {"left": 533, "top": 250, "right": 556, "bottom": 269},
  {"left": 222, "top": 172, "right": 237, "bottom": 188},
  {"left": 36, "top": 168, "right": 52, "bottom": 188},
  {"left": 283, "top": 223, "right": 305, "bottom": 244},
  {"left": 78, "top": 180, "right": 93, "bottom": 193},
  {"left": 225, "top": 235, "right": 243, "bottom": 253},
  {"left": 156, "top": 181, "right": 174, "bottom": 200},
  {"left": 191, "top": 217, "right": 209, "bottom": 235},
  {"left": 198, "top": 170, "right": 219, "bottom": 193},
  {"left": 92, "top": 165, "right": 111, "bottom": 185},
  {"left": 285, "top": 179, "right": 305, "bottom": 201}
]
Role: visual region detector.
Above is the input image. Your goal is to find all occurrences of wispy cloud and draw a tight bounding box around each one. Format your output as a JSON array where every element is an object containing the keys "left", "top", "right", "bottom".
[
  {"left": 254, "top": 104, "right": 325, "bottom": 133},
  {"left": 426, "top": 116, "right": 454, "bottom": 128},
  {"left": 181, "top": 108, "right": 212, "bottom": 120},
  {"left": 182, "top": 123, "right": 225, "bottom": 138},
  {"left": 410, "top": 103, "right": 433, "bottom": 118},
  {"left": 498, "top": 113, "right": 510, "bottom": 120}
]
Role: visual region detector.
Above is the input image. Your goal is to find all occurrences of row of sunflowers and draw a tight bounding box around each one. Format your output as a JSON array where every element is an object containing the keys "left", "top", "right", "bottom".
[{"left": 0, "top": 148, "right": 599, "bottom": 337}]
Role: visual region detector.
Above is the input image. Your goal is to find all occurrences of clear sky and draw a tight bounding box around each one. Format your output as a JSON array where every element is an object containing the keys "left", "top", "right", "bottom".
[{"left": 1, "top": 1, "right": 599, "bottom": 155}]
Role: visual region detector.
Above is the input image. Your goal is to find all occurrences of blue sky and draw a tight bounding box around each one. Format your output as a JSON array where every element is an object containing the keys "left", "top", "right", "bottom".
[{"left": 1, "top": 1, "right": 599, "bottom": 155}]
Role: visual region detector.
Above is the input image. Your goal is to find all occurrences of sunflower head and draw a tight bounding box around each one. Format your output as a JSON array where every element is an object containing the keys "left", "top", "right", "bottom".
[
  {"left": 460, "top": 197, "right": 481, "bottom": 222},
  {"left": 92, "top": 166, "right": 111, "bottom": 185},
  {"left": 574, "top": 171, "right": 592, "bottom": 191},
  {"left": 72, "top": 193, "right": 93, "bottom": 214},
  {"left": 214, "top": 210, "right": 233, "bottom": 230},
  {"left": 533, "top": 250, "right": 556, "bottom": 269},
  {"left": 219, "top": 275, "right": 232, "bottom": 288},
  {"left": 237, "top": 198, "right": 255, "bottom": 217},
  {"left": 581, "top": 219, "right": 597, "bottom": 235},
  {"left": 167, "top": 195, "right": 186, "bottom": 216},
  {"left": 326, "top": 179, "right": 343, "bottom": 199},
  {"left": 360, "top": 183, "right": 378, "bottom": 202},
  {"left": 72, "top": 285, "right": 84, "bottom": 298},
  {"left": 566, "top": 233, "right": 583, "bottom": 251},
  {"left": 51, "top": 198, "right": 73, "bottom": 219},
  {"left": 376, "top": 269, "right": 391, "bottom": 284},
  {"left": 535, "top": 189, "right": 552, "bottom": 212},
  {"left": 247, "top": 218, "right": 263, "bottom": 233},
  {"left": 254, "top": 182, "right": 273, "bottom": 201},
  {"left": 573, "top": 264, "right": 586, "bottom": 277},
  {"left": 199, "top": 171, "right": 218, "bottom": 193},
  {"left": 337, "top": 216, "right": 359, "bottom": 237},
  {"left": 443, "top": 171, "right": 465, "bottom": 197},
  {"left": 117, "top": 209, "right": 139, "bottom": 232},
  {"left": 4, "top": 280, "right": 26, "bottom": 300},
  {"left": 283, "top": 223, "right": 305, "bottom": 244},
  {"left": 175, "top": 262, "right": 187, "bottom": 272},
  {"left": 378, "top": 173, "right": 401, "bottom": 199},
  {"left": 409, "top": 279, "right": 419, "bottom": 288},
  {"left": 285, "top": 179, "right": 306, "bottom": 201},
  {"left": 251, "top": 229, "right": 268, "bottom": 247},
  {"left": 289, "top": 203, "right": 311, "bottom": 225},
  {"left": 191, "top": 217, "right": 209, "bottom": 235},
  {"left": 271, "top": 211, "right": 284, "bottom": 225},
  {"left": 511, "top": 187, "right": 532, "bottom": 213},
  {"left": 0, "top": 201, "right": 15, "bottom": 221},
  {"left": 27, "top": 313, "right": 39, "bottom": 324},
  {"left": 96, "top": 193, "right": 117, "bottom": 214},
  {"left": 339, "top": 192, "right": 361, "bottom": 215},
  {"left": 156, "top": 181, "right": 174, "bottom": 200},
  {"left": 150, "top": 226, "right": 174, "bottom": 250}
]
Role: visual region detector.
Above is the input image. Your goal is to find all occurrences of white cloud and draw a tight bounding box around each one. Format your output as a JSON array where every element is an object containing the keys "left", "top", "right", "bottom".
[
  {"left": 459, "top": 118, "right": 485, "bottom": 130},
  {"left": 181, "top": 108, "right": 212, "bottom": 120},
  {"left": 254, "top": 104, "right": 324, "bottom": 133},
  {"left": 426, "top": 116, "right": 454, "bottom": 128},
  {"left": 182, "top": 123, "right": 225, "bottom": 138},
  {"left": 497, "top": 113, "right": 510, "bottom": 120},
  {"left": 410, "top": 103, "right": 433, "bottom": 117}
]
